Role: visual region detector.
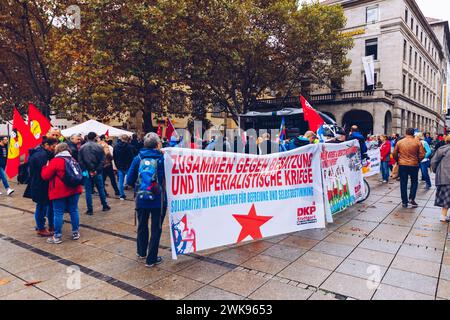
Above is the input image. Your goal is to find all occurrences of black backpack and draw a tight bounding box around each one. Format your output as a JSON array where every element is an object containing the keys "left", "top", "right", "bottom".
[
  {"left": 61, "top": 157, "right": 84, "bottom": 187},
  {"left": 17, "top": 163, "right": 30, "bottom": 184}
]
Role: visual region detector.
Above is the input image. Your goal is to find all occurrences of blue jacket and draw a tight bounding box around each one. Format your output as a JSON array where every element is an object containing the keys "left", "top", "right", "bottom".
[
  {"left": 285, "top": 136, "right": 310, "bottom": 151},
  {"left": 422, "top": 140, "right": 432, "bottom": 159},
  {"left": 126, "top": 148, "right": 166, "bottom": 209},
  {"left": 347, "top": 132, "right": 367, "bottom": 155}
]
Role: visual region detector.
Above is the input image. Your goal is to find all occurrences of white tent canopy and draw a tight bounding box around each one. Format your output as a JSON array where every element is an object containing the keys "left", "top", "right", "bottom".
[{"left": 61, "top": 120, "right": 133, "bottom": 137}]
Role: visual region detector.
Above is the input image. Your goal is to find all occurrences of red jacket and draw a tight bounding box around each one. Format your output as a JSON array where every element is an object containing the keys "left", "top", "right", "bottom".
[
  {"left": 380, "top": 141, "right": 391, "bottom": 162},
  {"left": 41, "top": 157, "right": 83, "bottom": 201}
]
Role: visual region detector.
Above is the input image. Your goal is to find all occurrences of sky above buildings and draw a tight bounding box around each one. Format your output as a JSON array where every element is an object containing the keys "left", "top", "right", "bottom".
[{"left": 416, "top": 0, "right": 450, "bottom": 22}]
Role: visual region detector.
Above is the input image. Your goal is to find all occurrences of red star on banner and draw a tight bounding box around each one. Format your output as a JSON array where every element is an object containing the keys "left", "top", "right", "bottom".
[{"left": 232, "top": 204, "right": 273, "bottom": 243}]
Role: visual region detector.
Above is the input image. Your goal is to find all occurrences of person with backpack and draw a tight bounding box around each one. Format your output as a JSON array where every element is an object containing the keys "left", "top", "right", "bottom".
[
  {"left": 0, "top": 136, "right": 14, "bottom": 196},
  {"left": 24, "top": 137, "right": 58, "bottom": 237},
  {"left": 114, "top": 134, "right": 135, "bottom": 200},
  {"left": 416, "top": 132, "right": 432, "bottom": 190},
  {"left": 126, "top": 132, "right": 166, "bottom": 267},
  {"left": 379, "top": 134, "right": 391, "bottom": 183},
  {"left": 431, "top": 134, "right": 450, "bottom": 222},
  {"left": 347, "top": 125, "right": 368, "bottom": 160},
  {"left": 41, "top": 143, "right": 84, "bottom": 244},
  {"left": 78, "top": 132, "right": 111, "bottom": 215}
]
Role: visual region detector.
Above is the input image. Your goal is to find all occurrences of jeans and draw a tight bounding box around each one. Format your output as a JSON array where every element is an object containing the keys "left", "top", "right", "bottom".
[
  {"left": 399, "top": 165, "right": 419, "bottom": 205},
  {"left": 136, "top": 207, "right": 166, "bottom": 264},
  {"left": 0, "top": 167, "right": 10, "bottom": 190},
  {"left": 34, "top": 202, "right": 54, "bottom": 230},
  {"left": 102, "top": 166, "right": 119, "bottom": 195},
  {"left": 381, "top": 161, "right": 389, "bottom": 182},
  {"left": 117, "top": 170, "right": 127, "bottom": 198},
  {"left": 52, "top": 194, "right": 80, "bottom": 238},
  {"left": 420, "top": 160, "right": 432, "bottom": 188},
  {"left": 84, "top": 174, "right": 108, "bottom": 211}
]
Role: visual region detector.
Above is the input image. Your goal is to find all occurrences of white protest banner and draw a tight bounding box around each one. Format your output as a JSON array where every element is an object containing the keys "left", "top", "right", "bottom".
[
  {"left": 321, "top": 140, "right": 365, "bottom": 221},
  {"left": 363, "top": 147, "right": 381, "bottom": 177},
  {"left": 164, "top": 144, "right": 326, "bottom": 259}
]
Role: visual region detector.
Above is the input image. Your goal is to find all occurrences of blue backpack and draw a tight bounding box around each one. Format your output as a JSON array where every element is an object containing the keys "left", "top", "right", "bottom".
[
  {"left": 62, "top": 157, "right": 84, "bottom": 188},
  {"left": 136, "top": 156, "right": 161, "bottom": 201}
]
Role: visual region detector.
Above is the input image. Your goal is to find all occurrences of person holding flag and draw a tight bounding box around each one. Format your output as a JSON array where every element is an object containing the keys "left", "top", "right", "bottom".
[{"left": 0, "top": 136, "right": 14, "bottom": 196}]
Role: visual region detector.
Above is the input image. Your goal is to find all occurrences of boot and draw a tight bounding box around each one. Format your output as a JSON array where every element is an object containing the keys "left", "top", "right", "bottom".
[{"left": 37, "top": 229, "right": 53, "bottom": 237}]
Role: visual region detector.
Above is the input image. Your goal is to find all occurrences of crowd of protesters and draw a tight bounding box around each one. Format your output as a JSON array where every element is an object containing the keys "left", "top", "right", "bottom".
[{"left": 0, "top": 123, "right": 449, "bottom": 267}]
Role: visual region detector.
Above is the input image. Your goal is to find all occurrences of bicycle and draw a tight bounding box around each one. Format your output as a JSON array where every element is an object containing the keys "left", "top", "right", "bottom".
[{"left": 357, "top": 178, "right": 371, "bottom": 203}]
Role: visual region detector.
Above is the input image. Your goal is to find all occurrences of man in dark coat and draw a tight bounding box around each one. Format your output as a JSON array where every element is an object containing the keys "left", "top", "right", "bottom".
[
  {"left": 24, "top": 137, "right": 58, "bottom": 236},
  {"left": 113, "top": 134, "right": 135, "bottom": 200},
  {"left": 67, "top": 133, "right": 82, "bottom": 160},
  {"left": 0, "top": 136, "right": 14, "bottom": 196}
]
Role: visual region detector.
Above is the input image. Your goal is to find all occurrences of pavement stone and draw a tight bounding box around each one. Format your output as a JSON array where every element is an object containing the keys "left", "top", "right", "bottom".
[
  {"left": 373, "top": 284, "right": 434, "bottom": 300},
  {"left": 210, "top": 270, "right": 268, "bottom": 297},
  {"left": 382, "top": 268, "right": 438, "bottom": 296},
  {"left": 320, "top": 272, "right": 378, "bottom": 300},
  {"left": 248, "top": 279, "right": 313, "bottom": 300}
]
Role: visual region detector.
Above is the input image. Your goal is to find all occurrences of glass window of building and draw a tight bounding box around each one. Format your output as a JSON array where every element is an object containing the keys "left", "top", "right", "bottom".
[
  {"left": 364, "top": 73, "right": 378, "bottom": 91},
  {"left": 410, "top": 17, "right": 414, "bottom": 29},
  {"left": 419, "top": 56, "right": 422, "bottom": 74},
  {"left": 402, "top": 74, "right": 406, "bottom": 93},
  {"left": 366, "top": 5, "right": 379, "bottom": 24},
  {"left": 409, "top": 46, "right": 413, "bottom": 66},
  {"left": 405, "top": 8, "right": 408, "bottom": 21},
  {"left": 403, "top": 40, "right": 407, "bottom": 61},
  {"left": 416, "top": 25, "right": 419, "bottom": 37},
  {"left": 408, "top": 78, "right": 412, "bottom": 96},
  {"left": 365, "top": 38, "right": 378, "bottom": 59},
  {"left": 414, "top": 52, "right": 417, "bottom": 70}
]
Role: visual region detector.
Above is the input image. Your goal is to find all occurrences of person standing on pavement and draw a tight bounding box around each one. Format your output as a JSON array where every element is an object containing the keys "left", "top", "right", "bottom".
[
  {"left": 113, "top": 134, "right": 135, "bottom": 200},
  {"left": 42, "top": 143, "right": 83, "bottom": 244},
  {"left": 393, "top": 128, "right": 426, "bottom": 208},
  {"left": 415, "top": 132, "right": 432, "bottom": 190},
  {"left": 379, "top": 134, "right": 391, "bottom": 183},
  {"left": 78, "top": 132, "right": 111, "bottom": 215},
  {"left": 126, "top": 132, "right": 166, "bottom": 267},
  {"left": 99, "top": 134, "right": 120, "bottom": 197},
  {"left": 431, "top": 134, "right": 450, "bottom": 222},
  {"left": 24, "top": 137, "right": 58, "bottom": 237},
  {"left": 67, "top": 134, "right": 82, "bottom": 161},
  {"left": 0, "top": 136, "right": 14, "bottom": 196},
  {"left": 347, "top": 125, "right": 368, "bottom": 160}
]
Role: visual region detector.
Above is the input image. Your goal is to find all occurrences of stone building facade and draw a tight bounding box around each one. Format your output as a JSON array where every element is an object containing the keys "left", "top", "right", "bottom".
[{"left": 312, "top": 0, "right": 449, "bottom": 136}]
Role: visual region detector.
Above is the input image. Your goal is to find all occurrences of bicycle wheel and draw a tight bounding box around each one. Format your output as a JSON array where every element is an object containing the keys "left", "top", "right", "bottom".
[{"left": 357, "top": 179, "right": 371, "bottom": 203}]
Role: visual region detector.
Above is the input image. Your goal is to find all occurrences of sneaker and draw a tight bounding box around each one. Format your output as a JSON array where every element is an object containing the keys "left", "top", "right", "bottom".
[
  {"left": 6, "top": 188, "right": 14, "bottom": 196},
  {"left": 145, "top": 256, "right": 163, "bottom": 267},
  {"left": 440, "top": 217, "right": 450, "bottom": 222},
  {"left": 402, "top": 203, "right": 409, "bottom": 208},
  {"left": 46, "top": 236, "right": 62, "bottom": 244},
  {"left": 382, "top": 180, "right": 388, "bottom": 183},
  {"left": 102, "top": 205, "right": 111, "bottom": 212},
  {"left": 86, "top": 210, "right": 93, "bottom": 215},
  {"left": 409, "top": 200, "right": 418, "bottom": 208},
  {"left": 136, "top": 253, "right": 146, "bottom": 259},
  {"left": 72, "top": 232, "right": 80, "bottom": 240},
  {"left": 37, "top": 229, "right": 53, "bottom": 237}
]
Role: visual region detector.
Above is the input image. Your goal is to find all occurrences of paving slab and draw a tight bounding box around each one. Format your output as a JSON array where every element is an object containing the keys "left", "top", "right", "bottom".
[
  {"left": 296, "top": 251, "right": 345, "bottom": 271},
  {"left": 348, "top": 248, "right": 395, "bottom": 267},
  {"left": 142, "top": 274, "right": 204, "bottom": 300},
  {"left": 277, "top": 261, "right": 332, "bottom": 287},
  {"left": 242, "top": 254, "right": 291, "bottom": 275},
  {"left": 336, "top": 259, "right": 387, "bottom": 280},
  {"left": 382, "top": 268, "right": 438, "bottom": 296},
  {"left": 184, "top": 285, "right": 244, "bottom": 300},
  {"left": 262, "top": 244, "right": 306, "bottom": 262},
  {"left": 320, "top": 272, "right": 378, "bottom": 300},
  {"left": 248, "top": 279, "right": 313, "bottom": 300},
  {"left": 373, "top": 284, "right": 434, "bottom": 300},
  {"left": 210, "top": 270, "right": 268, "bottom": 297}
]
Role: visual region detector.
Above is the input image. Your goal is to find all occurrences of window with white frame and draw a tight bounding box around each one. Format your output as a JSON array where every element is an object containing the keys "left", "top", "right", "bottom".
[{"left": 366, "top": 5, "right": 379, "bottom": 24}]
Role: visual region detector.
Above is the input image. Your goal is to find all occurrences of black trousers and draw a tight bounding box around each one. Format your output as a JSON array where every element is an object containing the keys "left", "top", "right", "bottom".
[
  {"left": 137, "top": 207, "right": 166, "bottom": 264},
  {"left": 102, "top": 166, "right": 119, "bottom": 195}
]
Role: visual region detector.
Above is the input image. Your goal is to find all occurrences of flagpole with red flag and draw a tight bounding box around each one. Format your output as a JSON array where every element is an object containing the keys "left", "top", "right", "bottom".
[
  {"left": 5, "top": 108, "right": 37, "bottom": 178},
  {"left": 28, "top": 103, "right": 52, "bottom": 145},
  {"left": 165, "top": 117, "right": 178, "bottom": 139},
  {"left": 300, "top": 95, "right": 325, "bottom": 132}
]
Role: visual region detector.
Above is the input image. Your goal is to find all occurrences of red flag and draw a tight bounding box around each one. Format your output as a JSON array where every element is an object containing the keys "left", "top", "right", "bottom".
[
  {"left": 300, "top": 96, "right": 325, "bottom": 132},
  {"left": 105, "top": 129, "right": 109, "bottom": 138},
  {"left": 5, "top": 109, "right": 36, "bottom": 178},
  {"left": 28, "top": 103, "right": 52, "bottom": 145},
  {"left": 157, "top": 122, "right": 162, "bottom": 137},
  {"left": 165, "top": 117, "right": 178, "bottom": 139}
]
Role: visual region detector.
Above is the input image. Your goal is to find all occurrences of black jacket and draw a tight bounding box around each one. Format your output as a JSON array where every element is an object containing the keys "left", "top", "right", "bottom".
[
  {"left": 113, "top": 140, "right": 135, "bottom": 171},
  {"left": 0, "top": 144, "right": 7, "bottom": 169},
  {"left": 78, "top": 141, "right": 105, "bottom": 173},
  {"left": 24, "top": 146, "right": 54, "bottom": 204},
  {"left": 67, "top": 140, "right": 79, "bottom": 160}
]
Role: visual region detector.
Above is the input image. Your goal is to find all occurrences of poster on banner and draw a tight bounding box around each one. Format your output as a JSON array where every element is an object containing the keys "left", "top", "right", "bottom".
[
  {"left": 164, "top": 144, "right": 326, "bottom": 259},
  {"left": 321, "top": 140, "right": 365, "bottom": 220},
  {"left": 363, "top": 147, "right": 381, "bottom": 177}
]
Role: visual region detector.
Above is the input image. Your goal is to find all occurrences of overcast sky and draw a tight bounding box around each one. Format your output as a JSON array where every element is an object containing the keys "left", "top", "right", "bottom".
[{"left": 307, "top": 0, "right": 450, "bottom": 22}]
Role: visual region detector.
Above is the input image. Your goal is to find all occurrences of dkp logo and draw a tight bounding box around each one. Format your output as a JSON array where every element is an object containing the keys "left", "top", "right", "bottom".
[
  {"left": 66, "top": 5, "right": 81, "bottom": 29},
  {"left": 66, "top": 265, "right": 81, "bottom": 290}
]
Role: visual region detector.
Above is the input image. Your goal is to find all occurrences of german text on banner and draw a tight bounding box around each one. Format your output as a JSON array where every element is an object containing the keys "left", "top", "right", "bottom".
[
  {"left": 321, "top": 140, "right": 365, "bottom": 220},
  {"left": 363, "top": 147, "right": 381, "bottom": 178},
  {"left": 164, "top": 144, "right": 326, "bottom": 259}
]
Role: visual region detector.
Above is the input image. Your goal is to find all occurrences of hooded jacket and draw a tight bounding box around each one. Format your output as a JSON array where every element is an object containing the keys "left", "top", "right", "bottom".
[
  {"left": 41, "top": 151, "right": 83, "bottom": 200},
  {"left": 24, "top": 146, "right": 54, "bottom": 204},
  {"left": 286, "top": 136, "right": 310, "bottom": 151},
  {"left": 126, "top": 148, "right": 166, "bottom": 209},
  {"left": 347, "top": 131, "right": 367, "bottom": 155},
  {"left": 113, "top": 139, "right": 135, "bottom": 171}
]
